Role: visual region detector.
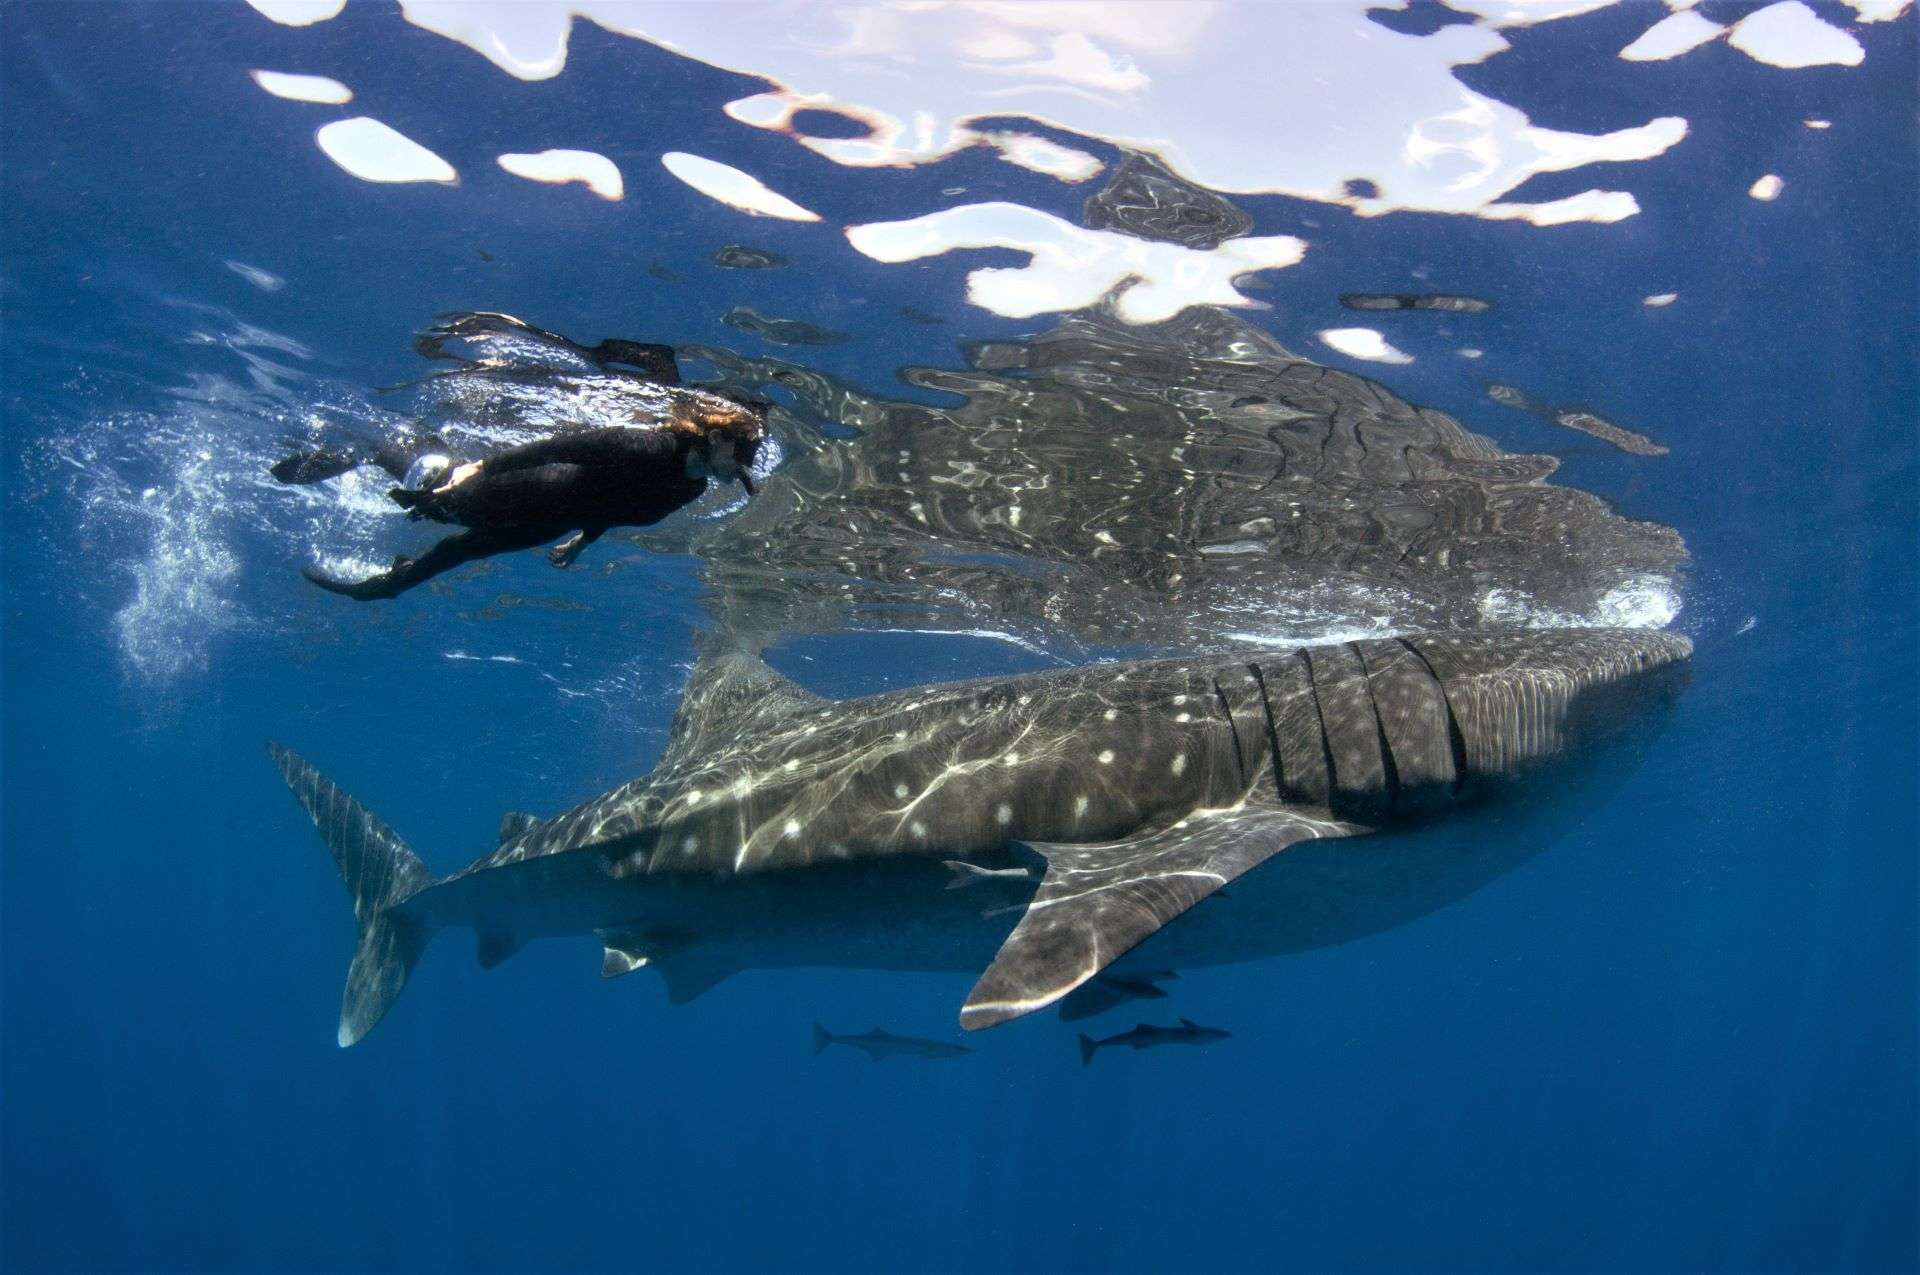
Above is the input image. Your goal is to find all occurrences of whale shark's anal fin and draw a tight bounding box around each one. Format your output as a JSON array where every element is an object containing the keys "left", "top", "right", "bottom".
[
  {"left": 654, "top": 948, "right": 738, "bottom": 1006},
  {"left": 960, "top": 804, "right": 1360, "bottom": 1031},
  {"left": 475, "top": 925, "right": 523, "bottom": 970}
]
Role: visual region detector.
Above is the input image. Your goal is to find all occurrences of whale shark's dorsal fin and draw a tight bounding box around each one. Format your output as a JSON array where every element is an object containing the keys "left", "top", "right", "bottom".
[
  {"left": 658, "top": 635, "right": 824, "bottom": 772},
  {"left": 959, "top": 804, "right": 1362, "bottom": 1030}
]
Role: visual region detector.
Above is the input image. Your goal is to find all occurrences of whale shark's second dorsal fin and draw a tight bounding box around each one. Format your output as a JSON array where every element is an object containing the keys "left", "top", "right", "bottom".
[
  {"left": 498, "top": 812, "right": 542, "bottom": 844},
  {"left": 960, "top": 803, "right": 1362, "bottom": 1030},
  {"left": 658, "top": 633, "right": 825, "bottom": 771}
]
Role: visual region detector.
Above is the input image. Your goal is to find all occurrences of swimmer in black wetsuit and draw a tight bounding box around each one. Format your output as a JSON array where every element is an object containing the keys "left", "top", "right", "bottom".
[
  {"left": 272, "top": 312, "right": 769, "bottom": 601},
  {"left": 297, "top": 393, "right": 764, "bottom": 600}
]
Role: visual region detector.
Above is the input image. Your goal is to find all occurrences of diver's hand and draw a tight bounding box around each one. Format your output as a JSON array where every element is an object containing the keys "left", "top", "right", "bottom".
[
  {"left": 388, "top": 487, "right": 453, "bottom": 522},
  {"left": 547, "top": 526, "right": 604, "bottom": 568}
]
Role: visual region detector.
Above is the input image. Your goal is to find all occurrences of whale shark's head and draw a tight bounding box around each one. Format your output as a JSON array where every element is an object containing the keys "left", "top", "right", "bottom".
[
  {"left": 1397, "top": 629, "right": 1692, "bottom": 808},
  {"left": 1292, "top": 629, "right": 1691, "bottom": 824},
  {"left": 1412, "top": 629, "right": 1690, "bottom": 775}
]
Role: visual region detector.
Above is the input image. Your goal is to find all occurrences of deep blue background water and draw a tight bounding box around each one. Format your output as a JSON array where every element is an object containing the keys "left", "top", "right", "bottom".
[{"left": 3, "top": 3, "right": 1915, "bottom": 1271}]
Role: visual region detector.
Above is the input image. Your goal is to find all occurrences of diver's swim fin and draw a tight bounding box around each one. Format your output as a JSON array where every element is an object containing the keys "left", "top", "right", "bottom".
[
  {"left": 589, "top": 338, "right": 680, "bottom": 384},
  {"left": 301, "top": 563, "right": 405, "bottom": 603}
]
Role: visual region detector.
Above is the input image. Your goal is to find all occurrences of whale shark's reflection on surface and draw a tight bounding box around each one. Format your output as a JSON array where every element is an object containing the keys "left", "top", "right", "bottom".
[{"left": 661, "top": 303, "right": 1684, "bottom": 650}]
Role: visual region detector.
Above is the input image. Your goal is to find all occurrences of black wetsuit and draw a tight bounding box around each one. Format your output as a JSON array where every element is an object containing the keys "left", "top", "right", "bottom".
[{"left": 303, "top": 426, "right": 708, "bottom": 600}]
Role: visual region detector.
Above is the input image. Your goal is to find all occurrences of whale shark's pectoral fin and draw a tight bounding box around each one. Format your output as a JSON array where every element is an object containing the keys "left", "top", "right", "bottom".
[{"left": 960, "top": 804, "right": 1360, "bottom": 1030}]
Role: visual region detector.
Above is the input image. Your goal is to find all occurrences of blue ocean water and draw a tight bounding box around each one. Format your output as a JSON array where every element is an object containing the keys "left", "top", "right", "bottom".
[{"left": 2, "top": 3, "right": 1914, "bottom": 1272}]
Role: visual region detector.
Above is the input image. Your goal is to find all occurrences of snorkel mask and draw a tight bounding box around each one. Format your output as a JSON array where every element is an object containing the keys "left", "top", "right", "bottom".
[
  {"left": 675, "top": 393, "right": 768, "bottom": 496},
  {"left": 733, "top": 432, "right": 763, "bottom": 496}
]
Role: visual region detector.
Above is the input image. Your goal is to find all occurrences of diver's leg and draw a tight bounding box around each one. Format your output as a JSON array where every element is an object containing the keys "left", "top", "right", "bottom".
[
  {"left": 370, "top": 432, "right": 456, "bottom": 483},
  {"left": 270, "top": 447, "right": 368, "bottom": 485},
  {"left": 547, "top": 526, "right": 605, "bottom": 568},
  {"left": 302, "top": 526, "right": 559, "bottom": 601}
]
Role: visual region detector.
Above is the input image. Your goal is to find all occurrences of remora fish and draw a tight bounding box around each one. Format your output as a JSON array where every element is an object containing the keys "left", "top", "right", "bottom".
[
  {"left": 1078, "top": 1018, "right": 1230, "bottom": 1067},
  {"left": 1340, "top": 292, "right": 1493, "bottom": 314},
  {"left": 1058, "top": 970, "right": 1179, "bottom": 1022},
  {"left": 270, "top": 628, "right": 1690, "bottom": 1047},
  {"left": 812, "top": 1024, "right": 972, "bottom": 1061}
]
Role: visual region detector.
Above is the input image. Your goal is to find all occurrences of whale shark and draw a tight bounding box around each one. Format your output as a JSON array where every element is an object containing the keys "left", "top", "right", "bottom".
[{"left": 270, "top": 628, "right": 1690, "bottom": 1047}]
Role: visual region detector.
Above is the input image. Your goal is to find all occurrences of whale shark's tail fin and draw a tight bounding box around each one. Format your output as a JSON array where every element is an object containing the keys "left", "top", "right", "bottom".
[
  {"left": 812, "top": 1023, "right": 834, "bottom": 1055},
  {"left": 268, "top": 743, "right": 438, "bottom": 1048},
  {"left": 1078, "top": 1034, "right": 1098, "bottom": 1068}
]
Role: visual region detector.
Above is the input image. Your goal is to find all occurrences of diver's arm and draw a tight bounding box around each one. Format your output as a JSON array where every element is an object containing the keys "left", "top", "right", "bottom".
[{"left": 479, "top": 427, "right": 680, "bottom": 476}]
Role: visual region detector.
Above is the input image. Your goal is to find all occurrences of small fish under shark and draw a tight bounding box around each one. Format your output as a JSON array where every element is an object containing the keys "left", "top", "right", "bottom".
[
  {"left": 1058, "top": 969, "right": 1180, "bottom": 1021},
  {"left": 813, "top": 1024, "right": 971, "bottom": 1061},
  {"left": 269, "top": 628, "right": 1690, "bottom": 1047},
  {"left": 1078, "top": 1018, "right": 1230, "bottom": 1067}
]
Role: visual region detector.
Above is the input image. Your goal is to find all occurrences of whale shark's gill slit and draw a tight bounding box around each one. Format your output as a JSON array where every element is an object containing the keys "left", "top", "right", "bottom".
[
  {"left": 1210, "top": 678, "right": 1248, "bottom": 789},
  {"left": 1351, "top": 644, "right": 1402, "bottom": 813},
  {"left": 1299, "top": 651, "right": 1340, "bottom": 795},
  {"left": 1245, "top": 663, "right": 1287, "bottom": 802},
  {"left": 1397, "top": 638, "right": 1468, "bottom": 795}
]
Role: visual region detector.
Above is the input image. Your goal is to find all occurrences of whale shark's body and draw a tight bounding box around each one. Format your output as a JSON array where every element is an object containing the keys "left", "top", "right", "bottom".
[{"left": 271, "top": 628, "right": 1690, "bottom": 1046}]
